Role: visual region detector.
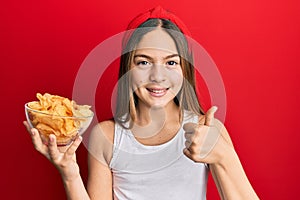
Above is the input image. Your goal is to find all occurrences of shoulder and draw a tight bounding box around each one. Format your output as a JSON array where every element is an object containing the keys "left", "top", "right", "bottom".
[
  {"left": 90, "top": 119, "right": 115, "bottom": 142},
  {"left": 88, "top": 119, "right": 115, "bottom": 165}
]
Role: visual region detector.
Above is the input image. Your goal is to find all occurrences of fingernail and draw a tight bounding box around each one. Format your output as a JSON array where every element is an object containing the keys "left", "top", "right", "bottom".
[
  {"left": 76, "top": 136, "right": 82, "bottom": 143},
  {"left": 49, "top": 135, "right": 54, "bottom": 142},
  {"left": 31, "top": 129, "right": 35, "bottom": 136}
]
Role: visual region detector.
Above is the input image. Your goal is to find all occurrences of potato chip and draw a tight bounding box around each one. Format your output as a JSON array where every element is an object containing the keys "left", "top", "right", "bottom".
[{"left": 36, "top": 123, "right": 60, "bottom": 136}]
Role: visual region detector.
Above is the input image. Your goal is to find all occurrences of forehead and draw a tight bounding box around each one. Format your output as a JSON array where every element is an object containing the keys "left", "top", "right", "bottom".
[{"left": 135, "top": 28, "right": 178, "bottom": 54}]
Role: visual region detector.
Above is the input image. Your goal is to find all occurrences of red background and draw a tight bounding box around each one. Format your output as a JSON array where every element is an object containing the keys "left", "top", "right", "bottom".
[{"left": 1, "top": 0, "right": 300, "bottom": 199}]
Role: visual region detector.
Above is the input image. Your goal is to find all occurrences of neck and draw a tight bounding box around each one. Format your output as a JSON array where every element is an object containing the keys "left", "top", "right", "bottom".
[
  {"left": 131, "top": 101, "right": 182, "bottom": 143},
  {"left": 135, "top": 101, "right": 180, "bottom": 126}
]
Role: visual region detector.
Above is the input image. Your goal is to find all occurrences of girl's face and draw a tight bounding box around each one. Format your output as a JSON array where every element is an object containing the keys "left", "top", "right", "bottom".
[{"left": 130, "top": 28, "right": 183, "bottom": 108}]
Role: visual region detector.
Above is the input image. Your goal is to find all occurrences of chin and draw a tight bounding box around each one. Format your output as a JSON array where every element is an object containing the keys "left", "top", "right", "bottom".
[
  {"left": 149, "top": 99, "right": 176, "bottom": 109},
  {"left": 150, "top": 104, "right": 166, "bottom": 109}
]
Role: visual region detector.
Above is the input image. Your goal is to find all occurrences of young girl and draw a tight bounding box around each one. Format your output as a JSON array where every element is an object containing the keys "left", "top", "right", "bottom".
[{"left": 24, "top": 6, "right": 259, "bottom": 200}]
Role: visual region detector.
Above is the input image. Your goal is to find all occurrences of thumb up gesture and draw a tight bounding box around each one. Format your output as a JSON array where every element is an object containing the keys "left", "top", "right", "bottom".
[{"left": 183, "top": 106, "right": 233, "bottom": 164}]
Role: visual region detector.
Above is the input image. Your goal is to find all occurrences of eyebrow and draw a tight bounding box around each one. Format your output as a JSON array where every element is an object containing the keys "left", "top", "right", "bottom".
[{"left": 134, "top": 54, "right": 180, "bottom": 60}]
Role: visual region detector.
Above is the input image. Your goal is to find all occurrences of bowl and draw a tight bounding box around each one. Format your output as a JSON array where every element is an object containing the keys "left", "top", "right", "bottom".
[{"left": 25, "top": 103, "right": 94, "bottom": 146}]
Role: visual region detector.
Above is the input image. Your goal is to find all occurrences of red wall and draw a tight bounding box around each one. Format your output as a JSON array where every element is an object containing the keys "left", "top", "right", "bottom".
[{"left": 1, "top": 0, "right": 300, "bottom": 199}]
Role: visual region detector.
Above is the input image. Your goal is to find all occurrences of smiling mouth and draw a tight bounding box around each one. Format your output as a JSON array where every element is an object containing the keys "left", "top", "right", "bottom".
[
  {"left": 146, "top": 88, "right": 169, "bottom": 96},
  {"left": 146, "top": 88, "right": 168, "bottom": 93}
]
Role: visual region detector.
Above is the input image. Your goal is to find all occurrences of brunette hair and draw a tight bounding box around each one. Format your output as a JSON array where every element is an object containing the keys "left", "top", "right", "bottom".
[{"left": 115, "top": 18, "right": 204, "bottom": 127}]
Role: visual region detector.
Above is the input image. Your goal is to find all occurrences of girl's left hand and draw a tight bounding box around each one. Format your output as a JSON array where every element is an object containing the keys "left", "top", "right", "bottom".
[{"left": 183, "top": 106, "right": 234, "bottom": 164}]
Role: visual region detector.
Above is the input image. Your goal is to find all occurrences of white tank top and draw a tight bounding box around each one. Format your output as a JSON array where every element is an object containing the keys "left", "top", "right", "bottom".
[{"left": 109, "top": 111, "right": 208, "bottom": 200}]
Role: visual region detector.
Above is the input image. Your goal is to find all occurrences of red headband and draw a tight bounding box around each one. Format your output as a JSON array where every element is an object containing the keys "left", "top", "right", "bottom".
[
  {"left": 122, "top": 6, "right": 192, "bottom": 49},
  {"left": 127, "top": 6, "right": 191, "bottom": 36}
]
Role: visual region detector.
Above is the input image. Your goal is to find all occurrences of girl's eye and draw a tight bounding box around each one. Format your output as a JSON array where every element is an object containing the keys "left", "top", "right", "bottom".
[
  {"left": 166, "top": 61, "right": 178, "bottom": 66},
  {"left": 137, "top": 61, "right": 150, "bottom": 66}
]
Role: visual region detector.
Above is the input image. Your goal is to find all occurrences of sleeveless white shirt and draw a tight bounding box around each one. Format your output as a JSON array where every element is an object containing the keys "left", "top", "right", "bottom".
[{"left": 109, "top": 111, "right": 208, "bottom": 200}]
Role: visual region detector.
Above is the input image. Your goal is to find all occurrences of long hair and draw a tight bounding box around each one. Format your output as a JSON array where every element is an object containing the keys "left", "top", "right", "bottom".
[{"left": 115, "top": 18, "right": 204, "bottom": 127}]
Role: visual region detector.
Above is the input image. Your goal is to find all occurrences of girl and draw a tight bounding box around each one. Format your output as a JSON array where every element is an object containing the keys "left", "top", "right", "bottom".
[{"left": 24, "top": 6, "right": 259, "bottom": 200}]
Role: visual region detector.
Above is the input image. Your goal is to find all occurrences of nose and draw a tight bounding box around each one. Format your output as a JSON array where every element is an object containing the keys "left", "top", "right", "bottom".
[{"left": 149, "top": 64, "right": 166, "bottom": 83}]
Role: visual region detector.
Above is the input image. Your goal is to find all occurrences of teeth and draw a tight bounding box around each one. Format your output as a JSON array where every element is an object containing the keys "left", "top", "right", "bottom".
[{"left": 149, "top": 89, "right": 164, "bottom": 93}]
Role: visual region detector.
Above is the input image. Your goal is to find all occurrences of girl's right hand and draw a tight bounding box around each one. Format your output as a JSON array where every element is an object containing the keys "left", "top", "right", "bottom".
[{"left": 23, "top": 121, "right": 82, "bottom": 182}]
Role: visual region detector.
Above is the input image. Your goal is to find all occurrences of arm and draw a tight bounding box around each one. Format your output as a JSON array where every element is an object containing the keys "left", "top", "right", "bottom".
[
  {"left": 183, "top": 107, "right": 259, "bottom": 200},
  {"left": 210, "top": 120, "right": 258, "bottom": 199},
  {"left": 86, "top": 121, "right": 115, "bottom": 200},
  {"left": 24, "top": 120, "right": 114, "bottom": 200},
  {"left": 23, "top": 121, "right": 90, "bottom": 200},
  {"left": 63, "top": 173, "right": 90, "bottom": 200},
  {"left": 210, "top": 149, "right": 258, "bottom": 200},
  {"left": 53, "top": 121, "right": 115, "bottom": 200}
]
